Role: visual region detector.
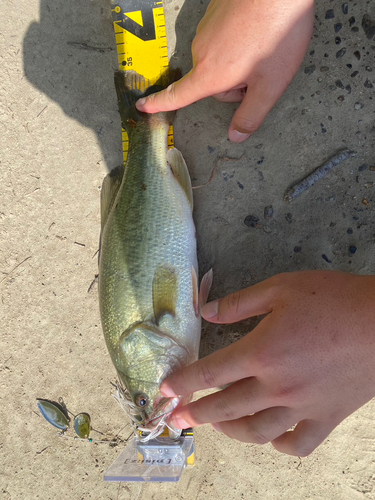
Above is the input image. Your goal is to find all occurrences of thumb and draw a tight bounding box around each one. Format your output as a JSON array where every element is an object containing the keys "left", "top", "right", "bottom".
[
  {"left": 201, "top": 278, "right": 276, "bottom": 324},
  {"left": 228, "top": 83, "right": 283, "bottom": 143},
  {"left": 136, "top": 69, "right": 210, "bottom": 113}
]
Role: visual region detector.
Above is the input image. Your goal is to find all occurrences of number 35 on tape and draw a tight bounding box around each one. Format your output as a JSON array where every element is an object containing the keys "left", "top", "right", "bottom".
[{"left": 111, "top": 0, "right": 170, "bottom": 89}]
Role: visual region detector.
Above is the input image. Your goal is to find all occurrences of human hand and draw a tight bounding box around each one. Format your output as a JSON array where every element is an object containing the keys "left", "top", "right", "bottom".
[
  {"left": 161, "top": 271, "right": 375, "bottom": 456},
  {"left": 136, "top": 0, "right": 314, "bottom": 142}
]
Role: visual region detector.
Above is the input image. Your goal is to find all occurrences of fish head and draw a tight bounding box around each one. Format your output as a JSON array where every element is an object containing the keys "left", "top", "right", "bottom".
[{"left": 116, "top": 323, "right": 190, "bottom": 427}]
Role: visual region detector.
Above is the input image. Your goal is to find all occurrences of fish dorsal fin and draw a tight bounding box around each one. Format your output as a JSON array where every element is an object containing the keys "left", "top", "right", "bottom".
[
  {"left": 167, "top": 148, "right": 193, "bottom": 210},
  {"left": 193, "top": 268, "right": 213, "bottom": 317},
  {"left": 152, "top": 266, "right": 179, "bottom": 325},
  {"left": 100, "top": 164, "right": 124, "bottom": 232}
]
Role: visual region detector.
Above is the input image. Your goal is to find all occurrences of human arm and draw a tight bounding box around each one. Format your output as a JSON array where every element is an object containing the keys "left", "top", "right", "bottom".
[
  {"left": 137, "top": 0, "right": 315, "bottom": 142},
  {"left": 161, "top": 271, "right": 375, "bottom": 456}
]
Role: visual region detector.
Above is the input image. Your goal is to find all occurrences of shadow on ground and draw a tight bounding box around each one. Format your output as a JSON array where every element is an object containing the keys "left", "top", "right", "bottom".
[{"left": 23, "top": 0, "right": 207, "bottom": 171}]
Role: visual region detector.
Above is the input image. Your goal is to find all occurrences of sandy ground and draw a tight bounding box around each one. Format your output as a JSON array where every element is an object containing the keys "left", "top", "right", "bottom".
[{"left": 2, "top": 0, "right": 375, "bottom": 498}]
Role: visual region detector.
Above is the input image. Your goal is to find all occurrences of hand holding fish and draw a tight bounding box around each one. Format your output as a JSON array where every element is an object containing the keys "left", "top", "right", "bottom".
[
  {"left": 161, "top": 271, "right": 375, "bottom": 456},
  {"left": 136, "top": 0, "right": 314, "bottom": 142}
]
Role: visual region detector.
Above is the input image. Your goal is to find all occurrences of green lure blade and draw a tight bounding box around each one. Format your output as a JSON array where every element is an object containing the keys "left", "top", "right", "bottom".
[{"left": 74, "top": 413, "right": 91, "bottom": 439}]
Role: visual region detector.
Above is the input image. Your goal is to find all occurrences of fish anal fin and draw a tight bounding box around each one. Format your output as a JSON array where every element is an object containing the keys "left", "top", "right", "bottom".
[
  {"left": 167, "top": 148, "right": 193, "bottom": 210},
  {"left": 152, "top": 266, "right": 179, "bottom": 325}
]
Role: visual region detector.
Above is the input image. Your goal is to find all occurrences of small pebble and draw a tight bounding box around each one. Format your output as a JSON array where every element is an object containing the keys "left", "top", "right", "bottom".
[
  {"left": 358, "top": 164, "right": 368, "bottom": 171},
  {"left": 336, "top": 48, "right": 346, "bottom": 59},
  {"left": 351, "top": 71, "right": 359, "bottom": 78},
  {"left": 294, "top": 246, "right": 302, "bottom": 253},
  {"left": 346, "top": 63, "right": 352, "bottom": 69},
  {"left": 342, "top": 3, "right": 348, "bottom": 15},
  {"left": 353, "top": 51, "right": 361, "bottom": 60},
  {"left": 244, "top": 215, "right": 259, "bottom": 228},
  {"left": 349, "top": 16, "right": 356, "bottom": 27},
  {"left": 354, "top": 102, "right": 364, "bottom": 110},
  {"left": 321, "top": 123, "right": 327, "bottom": 133},
  {"left": 325, "top": 9, "right": 335, "bottom": 19},
  {"left": 369, "top": 166, "right": 375, "bottom": 171},
  {"left": 207, "top": 146, "right": 215, "bottom": 154},
  {"left": 320, "top": 66, "right": 329, "bottom": 72},
  {"left": 304, "top": 65, "right": 316, "bottom": 75},
  {"left": 334, "top": 23, "right": 343, "bottom": 32},
  {"left": 285, "top": 213, "right": 293, "bottom": 223},
  {"left": 264, "top": 205, "right": 274, "bottom": 219},
  {"left": 263, "top": 226, "right": 272, "bottom": 234},
  {"left": 362, "top": 198, "right": 370, "bottom": 207},
  {"left": 364, "top": 79, "right": 374, "bottom": 89},
  {"left": 322, "top": 254, "right": 332, "bottom": 263},
  {"left": 347, "top": 228, "right": 353, "bottom": 234},
  {"left": 335, "top": 79, "right": 344, "bottom": 88},
  {"left": 362, "top": 14, "right": 375, "bottom": 39},
  {"left": 345, "top": 84, "right": 352, "bottom": 94},
  {"left": 317, "top": 77, "right": 323, "bottom": 82},
  {"left": 349, "top": 245, "right": 357, "bottom": 254},
  {"left": 335, "top": 37, "right": 341, "bottom": 44},
  {"left": 365, "top": 66, "right": 373, "bottom": 72},
  {"left": 237, "top": 181, "right": 244, "bottom": 190},
  {"left": 364, "top": 182, "right": 374, "bottom": 188},
  {"left": 351, "top": 27, "right": 359, "bottom": 33},
  {"left": 338, "top": 95, "right": 345, "bottom": 102},
  {"left": 324, "top": 53, "right": 329, "bottom": 58}
]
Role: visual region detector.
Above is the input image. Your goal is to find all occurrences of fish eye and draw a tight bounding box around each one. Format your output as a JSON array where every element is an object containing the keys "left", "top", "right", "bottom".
[{"left": 135, "top": 394, "right": 149, "bottom": 408}]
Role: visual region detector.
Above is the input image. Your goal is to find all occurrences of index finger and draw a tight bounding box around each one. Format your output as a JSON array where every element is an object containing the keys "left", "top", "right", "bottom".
[
  {"left": 136, "top": 69, "right": 222, "bottom": 114},
  {"left": 160, "top": 335, "right": 255, "bottom": 398}
]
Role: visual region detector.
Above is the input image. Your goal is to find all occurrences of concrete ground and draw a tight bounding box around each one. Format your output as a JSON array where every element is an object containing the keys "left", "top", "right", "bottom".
[{"left": 1, "top": 0, "right": 375, "bottom": 498}]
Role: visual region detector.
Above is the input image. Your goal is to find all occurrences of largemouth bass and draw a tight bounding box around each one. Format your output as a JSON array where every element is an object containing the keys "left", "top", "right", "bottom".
[{"left": 99, "top": 71, "right": 212, "bottom": 441}]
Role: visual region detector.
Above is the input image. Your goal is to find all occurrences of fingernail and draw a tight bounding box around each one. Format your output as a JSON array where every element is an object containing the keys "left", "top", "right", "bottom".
[
  {"left": 170, "top": 416, "right": 191, "bottom": 430},
  {"left": 136, "top": 97, "right": 146, "bottom": 109},
  {"left": 160, "top": 382, "right": 177, "bottom": 398},
  {"left": 212, "top": 423, "right": 222, "bottom": 433},
  {"left": 201, "top": 300, "right": 219, "bottom": 319},
  {"left": 229, "top": 130, "right": 251, "bottom": 143}
]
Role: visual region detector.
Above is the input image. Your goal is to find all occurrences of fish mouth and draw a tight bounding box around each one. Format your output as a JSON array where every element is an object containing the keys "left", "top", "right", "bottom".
[
  {"left": 112, "top": 381, "right": 182, "bottom": 441},
  {"left": 137, "top": 395, "right": 181, "bottom": 440}
]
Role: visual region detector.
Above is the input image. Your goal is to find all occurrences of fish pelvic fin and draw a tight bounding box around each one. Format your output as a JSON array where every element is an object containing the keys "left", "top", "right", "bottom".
[
  {"left": 167, "top": 148, "right": 193, "bottom": 210},
  {"left": 152, "top": 266, "right": 178, "bottom": 325}
]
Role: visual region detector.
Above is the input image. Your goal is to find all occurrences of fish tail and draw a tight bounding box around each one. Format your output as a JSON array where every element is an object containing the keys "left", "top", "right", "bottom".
[{"left": 114, "top": 69, "right": 181, "bottom": 133}]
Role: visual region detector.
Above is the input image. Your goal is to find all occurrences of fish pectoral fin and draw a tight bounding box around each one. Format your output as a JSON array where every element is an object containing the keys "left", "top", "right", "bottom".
[
  {"left": 100, "top": 164, "right": 124, "bottom": 232},
  {"left": 199, "top": 268, "right": 213, "bottom": 310},
  {"left": 167, "top": 148, "right": 193, "bottom": 210},
  {"left": 152, "top": 266, "right": 179, "bottom": 325}
]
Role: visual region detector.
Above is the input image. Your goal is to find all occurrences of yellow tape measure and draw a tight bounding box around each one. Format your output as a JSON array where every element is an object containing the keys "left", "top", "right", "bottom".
[{"left": 110, "top": 0, "right": 174, "bottom": 163}]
